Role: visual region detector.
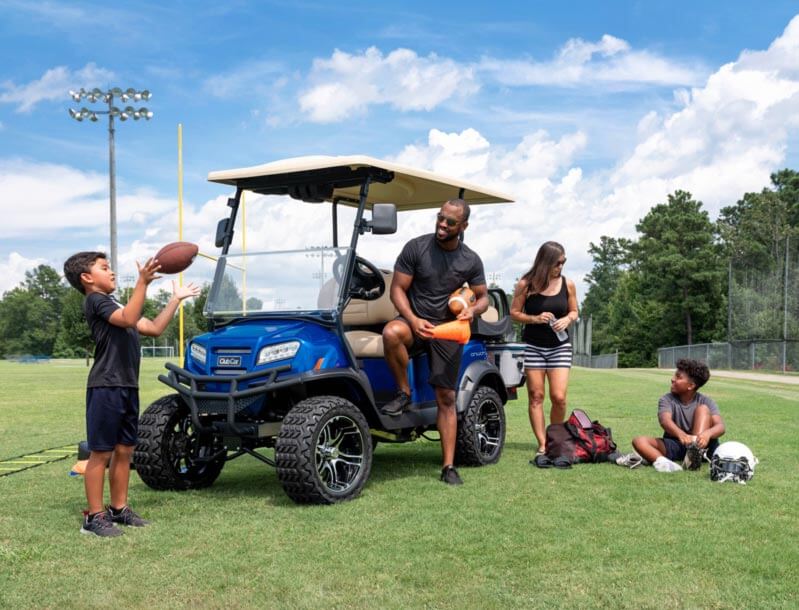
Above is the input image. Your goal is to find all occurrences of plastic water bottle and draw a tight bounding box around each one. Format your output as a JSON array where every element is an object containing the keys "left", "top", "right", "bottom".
[{"left": 549, "top": 318, "right": 568, "bottom": 341}]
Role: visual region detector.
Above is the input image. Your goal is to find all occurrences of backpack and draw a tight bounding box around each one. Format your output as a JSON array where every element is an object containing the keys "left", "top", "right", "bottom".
[{"left": 545, "top": 409, "right": 617, "bottom": 464}]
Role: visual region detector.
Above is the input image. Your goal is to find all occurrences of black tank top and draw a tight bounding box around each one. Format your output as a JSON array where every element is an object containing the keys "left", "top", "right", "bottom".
[{"left": 522, "top": 276, "right": 569, "bottom": 348}]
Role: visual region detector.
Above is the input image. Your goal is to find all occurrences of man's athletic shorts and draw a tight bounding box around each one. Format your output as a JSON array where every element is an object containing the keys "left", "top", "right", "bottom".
[
  {"left": 86, "top": 387, "right": 140, "bottom": 451},
  {"left": 523, "top": 343, "right": 572, "bottom": 370},
  {"left": 397, "top": 317, "right": 463, "bottom": 390}
]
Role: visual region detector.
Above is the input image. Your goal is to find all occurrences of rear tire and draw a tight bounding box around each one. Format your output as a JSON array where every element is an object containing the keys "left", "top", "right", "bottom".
[
  {"left": 276, "top": 396, "right": 372, "bottom": 504},
  {"left": 455, "top": 386, "right": 505, "bottom": 466},
  {"left": 135, "top": 394, "right": 225, "bottom": 490}
]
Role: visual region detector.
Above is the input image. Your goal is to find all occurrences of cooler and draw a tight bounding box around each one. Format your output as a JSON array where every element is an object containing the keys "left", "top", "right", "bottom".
[{"left": 487, "top": 343, "right": 526, "bottom": 388}]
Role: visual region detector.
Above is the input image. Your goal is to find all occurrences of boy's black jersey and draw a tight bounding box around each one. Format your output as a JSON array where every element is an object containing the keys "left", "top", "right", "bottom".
[{"left": 84, "top": 292, "right": 140, "bottom": 388}]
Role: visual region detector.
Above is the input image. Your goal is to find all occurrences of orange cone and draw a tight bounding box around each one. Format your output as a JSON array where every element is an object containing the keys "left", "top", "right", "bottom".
[{"left": 430, "top": 319, "right": 471, "bottom": 344}]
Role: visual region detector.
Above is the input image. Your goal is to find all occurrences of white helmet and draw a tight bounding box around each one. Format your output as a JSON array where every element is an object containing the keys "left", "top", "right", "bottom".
[{"left": 710, "top": 441, "right": 758, "bottom": 484}]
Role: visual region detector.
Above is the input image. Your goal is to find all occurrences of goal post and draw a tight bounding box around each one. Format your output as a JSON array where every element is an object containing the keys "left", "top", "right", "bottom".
[{"left": 140, "top": 346, "right": 176, "bottom": 358}]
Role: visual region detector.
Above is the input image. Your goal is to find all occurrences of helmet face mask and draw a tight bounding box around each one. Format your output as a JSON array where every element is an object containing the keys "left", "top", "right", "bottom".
[{"left": 710, "top": 441, "right": 758, "bottom": 484}]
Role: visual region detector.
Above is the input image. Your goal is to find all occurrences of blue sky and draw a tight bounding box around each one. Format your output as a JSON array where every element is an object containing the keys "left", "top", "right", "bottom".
[{"left": 2, "top": 1, "right": 799, "bottom": 299}]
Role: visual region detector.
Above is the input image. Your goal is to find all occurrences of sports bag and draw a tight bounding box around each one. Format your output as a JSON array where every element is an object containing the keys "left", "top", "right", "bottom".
[{"left": 545, "top": 409, "right": 617, "bottom": 464}]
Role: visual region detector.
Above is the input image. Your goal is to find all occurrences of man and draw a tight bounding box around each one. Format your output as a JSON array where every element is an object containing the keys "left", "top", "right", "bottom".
[{"left": 381, "top": 198, "right": 489, "bottom": 485}]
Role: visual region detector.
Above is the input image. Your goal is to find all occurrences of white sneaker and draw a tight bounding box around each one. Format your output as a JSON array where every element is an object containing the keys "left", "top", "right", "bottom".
[
  {"left": 653, "top": 456, "right": 683, "bottom": 473},
  {"left": 615, "top": 452, "right": 644, "bottom": 469}
]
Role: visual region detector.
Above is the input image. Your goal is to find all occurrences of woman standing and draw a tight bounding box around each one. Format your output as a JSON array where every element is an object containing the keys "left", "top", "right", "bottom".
[{"left": 510, "top": 241, "right": 578, "bottom": 464}]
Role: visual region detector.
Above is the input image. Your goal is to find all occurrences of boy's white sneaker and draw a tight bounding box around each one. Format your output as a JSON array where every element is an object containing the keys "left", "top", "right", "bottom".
[
  {"left": 653, "top": 456, "right": 683, "bottom": 473},
  {"left": 615, "top": 452, "right": 645, "bottom": 469}
]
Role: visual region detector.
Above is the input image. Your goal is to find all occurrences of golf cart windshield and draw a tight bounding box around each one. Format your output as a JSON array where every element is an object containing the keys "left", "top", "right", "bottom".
[{"left": 204, "top": 247, "right": 349, "bottom": 318}]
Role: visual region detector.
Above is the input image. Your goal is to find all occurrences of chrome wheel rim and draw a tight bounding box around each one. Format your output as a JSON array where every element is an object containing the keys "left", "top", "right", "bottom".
[
  {"left": 476, "top": 399, "right": 502, "bottom": 460},
  {"left": 315, "top": 415, "right": 365, "bottom": 493}
]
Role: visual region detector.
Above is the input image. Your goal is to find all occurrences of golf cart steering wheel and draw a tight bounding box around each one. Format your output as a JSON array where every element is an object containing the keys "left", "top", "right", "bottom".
[{"left": 332, "top": 255, "right": 385, "bottom": 301}]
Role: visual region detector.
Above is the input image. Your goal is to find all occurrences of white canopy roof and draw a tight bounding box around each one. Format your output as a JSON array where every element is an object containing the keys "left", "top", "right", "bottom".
[{"left": 207, "top": 154, "right": 514, "bottom": 210}]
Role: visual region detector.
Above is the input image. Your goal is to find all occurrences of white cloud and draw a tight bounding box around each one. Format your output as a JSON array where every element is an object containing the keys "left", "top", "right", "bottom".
[
  {"left": 0, "top": 252, "right": 47, "bottom": 295},
  {"left": 0, "top": 63, "right": 115, "bottom": 112},
  {"left": 299, "top": 47, "right": 478, "bottom": 122},
  {"left": 479, "top": 34, "right": 705, "bottom": 88}
]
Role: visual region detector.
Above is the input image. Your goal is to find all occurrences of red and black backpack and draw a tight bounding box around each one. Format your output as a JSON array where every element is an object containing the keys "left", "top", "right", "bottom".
[{"left": 545, "top": 409, "right": 617, "bottom": 464}]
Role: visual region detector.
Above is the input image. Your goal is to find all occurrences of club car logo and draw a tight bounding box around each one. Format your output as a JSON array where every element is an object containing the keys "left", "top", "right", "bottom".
[{"left": 217, "top": 355, "right": 241, "bottom": 367}]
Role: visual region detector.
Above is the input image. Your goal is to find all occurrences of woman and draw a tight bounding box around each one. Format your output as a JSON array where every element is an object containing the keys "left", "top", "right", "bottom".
[{"left": 510, "top": 241, "right": 578, "bottom": 464}]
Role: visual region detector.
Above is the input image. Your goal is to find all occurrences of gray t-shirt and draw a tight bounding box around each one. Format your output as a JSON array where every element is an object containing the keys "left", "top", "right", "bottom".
[
  {"left": 657, "top": 391, "right": 719, "bottom": 435},
  {"left": 394, "top": 233, "right": 486, "bottom": 324}
]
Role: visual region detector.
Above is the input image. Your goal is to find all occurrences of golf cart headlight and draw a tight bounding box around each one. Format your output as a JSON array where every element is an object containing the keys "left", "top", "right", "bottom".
[
  {"left": 190, "top": 342, "right": 207, "bottom": 364},
  {"left": 257, "top": 341, "right": 300, "bottom": 365}
]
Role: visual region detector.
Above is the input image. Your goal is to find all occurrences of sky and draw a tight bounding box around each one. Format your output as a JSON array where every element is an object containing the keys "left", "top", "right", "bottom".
[{"left": 2, "top": 1, "right": 799, "bottom": 300}]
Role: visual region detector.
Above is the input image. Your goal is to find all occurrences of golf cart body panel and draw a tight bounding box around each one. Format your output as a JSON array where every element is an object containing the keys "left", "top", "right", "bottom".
[{"left": 136, "top": 155, "right": 521, "bottom": 503}]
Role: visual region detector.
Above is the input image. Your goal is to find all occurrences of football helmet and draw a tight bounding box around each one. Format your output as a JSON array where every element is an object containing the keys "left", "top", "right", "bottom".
[{"left": 710, "top": 441, "right": 758, "bottom": 484}]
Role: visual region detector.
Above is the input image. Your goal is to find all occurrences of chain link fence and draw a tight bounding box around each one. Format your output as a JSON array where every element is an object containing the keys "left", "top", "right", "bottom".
[
  {"left": 658, "top": 340, "right": 798, "bottom": 373},
  {"left": 573, "top": 315, "right": 618, "bottom": 368}
]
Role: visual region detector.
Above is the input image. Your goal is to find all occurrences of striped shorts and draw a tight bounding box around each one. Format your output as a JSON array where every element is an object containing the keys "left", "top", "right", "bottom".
[{"left": 523, "top": 343, "right": 572, "bottom": 370}]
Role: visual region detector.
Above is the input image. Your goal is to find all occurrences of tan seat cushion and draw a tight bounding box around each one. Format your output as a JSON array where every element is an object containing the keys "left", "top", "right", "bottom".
[{"left": 481, "top": 306, "right": 499, "bottom": 322}]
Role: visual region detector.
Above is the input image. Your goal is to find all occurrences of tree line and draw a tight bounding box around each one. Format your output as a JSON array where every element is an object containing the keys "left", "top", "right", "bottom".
[
  {"left": 0, "top": 268, "right": 210, "bottom": 360},
  {"left": 581, "top": 169, "right": 799, "bottom": 366},
  {"left": 1, "top": 170, "right": 797, "bottom": 366}
]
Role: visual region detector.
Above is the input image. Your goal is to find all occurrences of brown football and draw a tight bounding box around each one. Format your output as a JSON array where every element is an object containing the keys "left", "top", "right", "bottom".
[
  {"left": 448, "top": 283, "right": 476, "bottom": 315},
  {"left": 154, "top": 241, "right": 199, "bottom": 274}
]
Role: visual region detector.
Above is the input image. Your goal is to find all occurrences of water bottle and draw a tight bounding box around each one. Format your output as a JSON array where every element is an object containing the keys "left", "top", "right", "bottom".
[{"left": 549, "top": 318, "right": 568, "bottom": 341}]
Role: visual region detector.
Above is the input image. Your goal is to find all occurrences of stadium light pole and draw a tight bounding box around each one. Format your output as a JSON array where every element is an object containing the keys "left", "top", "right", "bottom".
[{"left": 67, "top": 87, "right": 153, "bottom": 274}]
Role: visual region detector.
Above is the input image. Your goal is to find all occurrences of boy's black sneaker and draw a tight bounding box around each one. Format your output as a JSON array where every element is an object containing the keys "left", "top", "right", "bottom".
[
  {"left": 440, "top": 465, "right": 463, "bottom": 486},
  {"left": 80, "top": 510, "right": 123, "bottom": 537},
  {"left": 108, "top": 505, "right": 150, "bottom": 527},
  {"left": 684, "top": 442, "right": 705, "bottom": 471},
  {"left": 381, "top": 391, "right": 411, "bottom": 416}
]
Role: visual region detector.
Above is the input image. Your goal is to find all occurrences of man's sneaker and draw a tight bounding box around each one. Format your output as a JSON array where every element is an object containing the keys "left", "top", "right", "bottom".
[
  {"left": 653, "top": 456, "right": 683, "bottom": 473},
  {"left": 615, "top": 452, "right": 644, "bottom": 469},
  {"left": 683, "top": 442, "right": 706, "bottom": 471},
  {"left": 381, "top": 391, "right": 411, "bottom": 416},
  {"left": 80, "top": 510, "right": 123, "bottom": 537},
  {"left": 108, "top": 505, "right": 150, "bottom": 527},
  {"left": 440, "top": 465, "right": 463, "bottom": 486}
]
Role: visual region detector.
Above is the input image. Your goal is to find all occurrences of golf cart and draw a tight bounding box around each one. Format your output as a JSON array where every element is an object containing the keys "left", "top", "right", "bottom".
[{"left": 134, "top": 155, "right": 525, "bottom": 504}]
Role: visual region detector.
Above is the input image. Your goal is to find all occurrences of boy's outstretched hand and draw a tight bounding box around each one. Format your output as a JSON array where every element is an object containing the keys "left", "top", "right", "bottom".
[
  {"left": 173, "top": 281, "right": 200, "bottom": 301},
  {"left": 137, "top": 258, "right": 163, "bottom": 284}
]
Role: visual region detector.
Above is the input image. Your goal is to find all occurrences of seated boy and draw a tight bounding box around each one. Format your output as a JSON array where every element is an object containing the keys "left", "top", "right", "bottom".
[{"left": 619, "top": 358, "right": 725, "bottom": 472}]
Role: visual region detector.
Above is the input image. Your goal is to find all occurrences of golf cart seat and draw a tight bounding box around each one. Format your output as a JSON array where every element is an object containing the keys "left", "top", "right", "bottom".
[{"left": 343, "top": 271, "right": 397, "bottom": 358}]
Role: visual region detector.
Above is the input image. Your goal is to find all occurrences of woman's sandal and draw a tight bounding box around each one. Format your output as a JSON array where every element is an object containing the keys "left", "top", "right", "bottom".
[
  {"left": 552, "top": 456, "right": 573, "bottom": 469},
  {"left": 531, "top": 452, "right": 553, "bottom": 468}
]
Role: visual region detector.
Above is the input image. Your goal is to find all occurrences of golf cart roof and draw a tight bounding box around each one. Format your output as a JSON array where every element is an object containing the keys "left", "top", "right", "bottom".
[{"left": 207, "top": 155, "right": 514, "bottom": 210}]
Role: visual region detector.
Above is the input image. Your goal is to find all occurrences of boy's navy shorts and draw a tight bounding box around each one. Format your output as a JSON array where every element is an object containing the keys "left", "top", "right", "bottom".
[
  {"left": 86, "top": 387, "right": 140, "bottom": 451},
  {"left": 662, "top": 436, "right": 719, "bottom": 462}
]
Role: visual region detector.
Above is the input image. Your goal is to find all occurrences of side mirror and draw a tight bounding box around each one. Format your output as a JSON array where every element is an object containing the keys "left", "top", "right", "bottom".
[
  {"left": 370, "top": 203, "right": 397, "bottom": 235},
  {"left": 215, "top": 218, "right": 231, "bottom": 248}
]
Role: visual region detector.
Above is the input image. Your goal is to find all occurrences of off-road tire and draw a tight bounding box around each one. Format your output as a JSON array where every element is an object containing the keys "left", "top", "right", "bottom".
[
  {"left": 276, "top": 396, "right": 372, "bottom": 504},
  {"left": 135, "top": 394, "right": 225, "bottom": 490},
  {"left": 455, "top": 386, "right": 505, "bottom": 466}
]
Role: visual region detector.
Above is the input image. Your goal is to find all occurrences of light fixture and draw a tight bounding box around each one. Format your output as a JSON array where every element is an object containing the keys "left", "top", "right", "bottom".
[{"left": 66, "top": 86, "right": 153, "bottom": 274}]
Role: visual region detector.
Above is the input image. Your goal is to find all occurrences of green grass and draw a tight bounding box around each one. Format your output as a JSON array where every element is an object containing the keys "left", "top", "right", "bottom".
[{"left": 1, "top": 360, "right": 797, "bottom": 609}]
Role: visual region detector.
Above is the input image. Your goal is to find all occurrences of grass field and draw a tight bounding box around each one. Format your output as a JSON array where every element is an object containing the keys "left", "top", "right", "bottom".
[{"left": 1, "top": 359, "right": 797, "bottom": 609}]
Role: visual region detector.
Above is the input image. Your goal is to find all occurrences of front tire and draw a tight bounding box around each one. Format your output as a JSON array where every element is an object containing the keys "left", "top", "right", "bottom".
[
  {"left": 276, "top": 396, "right": 373, "bottom": 504},
  {"left": 455, "top": 386, "right": 505, "bottom": 466},
  {"left": 135, "top": 394, "right": 225, "bottom": 490}
]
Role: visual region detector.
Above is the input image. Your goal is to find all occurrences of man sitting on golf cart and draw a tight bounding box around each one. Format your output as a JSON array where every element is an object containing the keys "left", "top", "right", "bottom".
[{"left": 381, "top": 198, "right": 489, "bottom": 486}]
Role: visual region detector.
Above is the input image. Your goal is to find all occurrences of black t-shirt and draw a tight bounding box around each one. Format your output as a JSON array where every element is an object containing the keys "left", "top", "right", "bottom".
[
  {"left": 84, "top": 292, "right": 141, "bottom": 388},
  {"left": 522, "top": 277, "right": 569, "bottom": 348},
  {"left": 394, "top": 234, "right": 486, "bottom": 324}
]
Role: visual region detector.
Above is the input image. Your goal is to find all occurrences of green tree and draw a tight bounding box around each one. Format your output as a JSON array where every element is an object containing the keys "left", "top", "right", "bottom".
[
  {"left": 52, "top": 289, "right": 93, "bottom": 359},
  {"left": 0, "top": 265, "right": 65, "bottom": 356},
  {"left": 581, "top": 236, "right": 631, "bottom": 354},
  {"left": 630, "top": 190, "right": 725, "bottom": 346}
]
